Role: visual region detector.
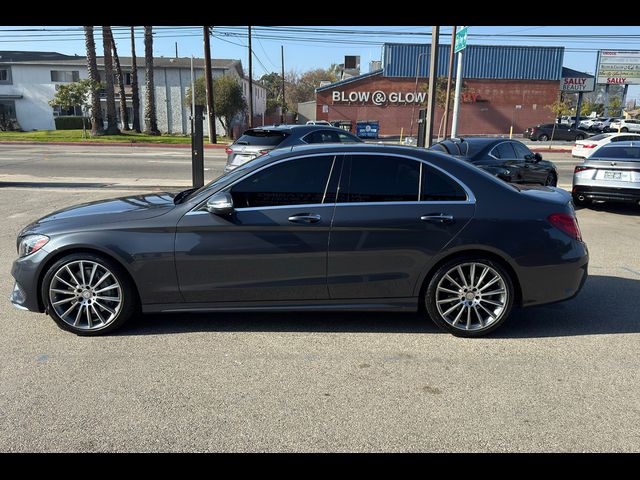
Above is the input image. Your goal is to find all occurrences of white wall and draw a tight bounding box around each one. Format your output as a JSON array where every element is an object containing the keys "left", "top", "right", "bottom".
[{"left": 0, "top": 64, "right": 88, "bottom": 131}]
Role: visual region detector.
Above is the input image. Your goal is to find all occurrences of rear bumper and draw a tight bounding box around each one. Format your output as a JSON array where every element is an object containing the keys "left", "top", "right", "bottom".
[{"left": 573, "top": 185, "right": 640, "bottom": 203}]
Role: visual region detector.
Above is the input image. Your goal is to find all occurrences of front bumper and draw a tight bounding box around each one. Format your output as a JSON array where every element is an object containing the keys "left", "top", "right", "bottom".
[
  {"left": 10, "top": 247, "right": 49, "bottom": 312},
  {"left": 573, "top": 185, "right": 640, "bottom": 203}
]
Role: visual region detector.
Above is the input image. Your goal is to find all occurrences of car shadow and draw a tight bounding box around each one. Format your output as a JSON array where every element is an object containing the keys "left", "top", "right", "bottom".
[
  {"left": 116, "top": 275, "right": 640, "bottom": 339},
  {"left": 575, "top": 202, "right": 640, "bottom": 216}
]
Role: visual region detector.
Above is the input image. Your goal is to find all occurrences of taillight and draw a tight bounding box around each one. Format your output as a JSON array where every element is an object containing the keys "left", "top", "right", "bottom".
[
  {"left": 225, "top": 146, "right": 233, "bottom": 155},
  {"left": 532, "top": 127, "right": 537, "bottom": 133},
  {"left": 583, "top": 144, "right": 597, "bottom": 149},
  {"left": 258, "top": 150, "right": 269, "bottom": 156},
  {"left": 574, "top": 165, "right": 594, "bottom": 173},
  {"left": 548, "top": 213, "right": 582, "bottom": 241}
]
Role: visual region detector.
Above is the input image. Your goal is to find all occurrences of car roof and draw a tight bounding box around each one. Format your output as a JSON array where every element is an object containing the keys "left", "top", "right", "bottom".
[
  {"left": 431, "top": 137, "right": 518, "bottom": 156},
  {"left": 244, "top": 124, "right": 346, "bottom": 133}
]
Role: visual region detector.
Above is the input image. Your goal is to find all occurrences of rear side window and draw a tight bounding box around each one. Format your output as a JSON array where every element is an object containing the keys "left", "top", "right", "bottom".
[
  {"left": 230, "top": 155, "right": 335, "bottom": 208},
  {"left": 304, "top": 130, "right": 344, "bottom": 144},
  {"left": 421, "top": 165, "right": 467, "bottom": 202},
  {"left": 596, "top": 146, "right": 640, "bottom": 161},
  {"left": 341, "top": 155, "right": 419, "bottom": 203},
  {"left": 336, "top": 131, "right": 362, "bottom": 143},
  {"left": 236, "top": 130, "right": 287, "bottom": 146}
]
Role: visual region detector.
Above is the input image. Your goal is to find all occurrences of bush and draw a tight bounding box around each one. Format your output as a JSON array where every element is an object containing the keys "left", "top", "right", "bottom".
[
  {"left": 0, "top": 118, "right": 22, "bottom": 131},
  {"left": 54, "top": 116, "right": 91, "bottom": 130}
]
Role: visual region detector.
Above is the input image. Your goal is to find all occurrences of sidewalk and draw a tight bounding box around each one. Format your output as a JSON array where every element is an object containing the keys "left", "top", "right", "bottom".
[{"left": 0, "top": 140, "right": 228, "bottom": 149}]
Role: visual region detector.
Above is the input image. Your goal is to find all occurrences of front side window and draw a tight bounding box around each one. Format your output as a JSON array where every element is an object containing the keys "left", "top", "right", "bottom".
[
  {"left": 304, "top": 130, "right": 341, "bottom": 144},
  {"left": 50, "top": 70, "right": 80, "bottom": 82},
  {"left": 491, "top": 143, "right": 517, "bottom": 160},
  {"left": 341, "top": 155, "right": 420, "bottom": 203},
  {"left": 512, "top": 142, "right": 532, "bottom": 160},
  {"left": 336, "top": 131, "right": 361, "bottom": 143},
  {"left": 230, "top": 155, "right": 336, "bottom": 208}
]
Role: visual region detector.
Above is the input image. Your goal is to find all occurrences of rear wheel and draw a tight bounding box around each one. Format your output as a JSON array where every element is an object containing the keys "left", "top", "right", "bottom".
[
  {"left": 425, "top": 257, "right": 515, "bottom": 337},
  {"left": 544, "top": 172, "right": 557, "bottom": 186},
  {"left": 42, "top": 253, "right": 136, "bottom": 336},
  {"left": 575, "top": 134, "right": 585, "bottom": 141},
  {"left": 621, "top": 127, "right": 629, "bottom": 132},
  {"left": 538, "top": 134, "right": 549, "bottom": 141}
]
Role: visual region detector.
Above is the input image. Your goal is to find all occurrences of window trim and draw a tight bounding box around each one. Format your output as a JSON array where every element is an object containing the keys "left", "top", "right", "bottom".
[{"left": 187, "top": 151, "right": 475, "bottom": 215}]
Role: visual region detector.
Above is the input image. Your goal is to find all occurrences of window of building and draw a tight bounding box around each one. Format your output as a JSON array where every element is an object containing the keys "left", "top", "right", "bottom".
[
  {"left": 0, "top": 67, "right": 12, "bottom": 84},
  {"left": 230, "top": 156, "right": 335, "bottom": 208},
  {"left": 341, "top": 155, "right": 420, "bottom": 203},
  {"left": 50, "top": 70, "right": 80, "bottom": 82},
  {"left": 52, "top": 105, "right": 83, "bottom": 116},
  {"left": 0, "top": 100, "right": 17, "bottom": 121}
]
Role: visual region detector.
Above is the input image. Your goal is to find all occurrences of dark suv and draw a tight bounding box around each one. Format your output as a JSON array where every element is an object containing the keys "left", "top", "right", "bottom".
[{"left": 224, "top": 124, "right": 362, "bottom": 172}]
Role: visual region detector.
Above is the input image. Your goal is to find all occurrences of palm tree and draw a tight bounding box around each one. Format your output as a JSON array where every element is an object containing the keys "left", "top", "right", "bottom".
[
  {"left": 110, "top": 30, "right": 130, "bottom": 131},
  {"left": 143, "top": 26, "right": 160, "bottom": 135},
  {"left": 130, "top": 26, "right": 141, "bottom": 133},
  {"left": 101, "top": 26, "right": 120, "bottom": 134},
  {"left": 83, "top": 26, "right": 104, "bottom": 136}
]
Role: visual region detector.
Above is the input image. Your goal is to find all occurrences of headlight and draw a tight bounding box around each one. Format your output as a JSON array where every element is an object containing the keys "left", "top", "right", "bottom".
[{"left": 18, "top": 234, "right": 49, "bottom": 257}]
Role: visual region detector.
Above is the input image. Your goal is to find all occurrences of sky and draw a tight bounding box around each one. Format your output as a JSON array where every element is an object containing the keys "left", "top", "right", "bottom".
[{"left": 1, "top": 25, "right": 639, "bottom": 101}]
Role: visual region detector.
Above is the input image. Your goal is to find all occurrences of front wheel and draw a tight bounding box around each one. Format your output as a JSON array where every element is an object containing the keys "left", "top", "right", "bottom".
[
  {"left": 42, "top": 253, "right": 137, "bottom": 335},
  {"left": 425, "top": 257, "right": 515, "bottom": 337}
]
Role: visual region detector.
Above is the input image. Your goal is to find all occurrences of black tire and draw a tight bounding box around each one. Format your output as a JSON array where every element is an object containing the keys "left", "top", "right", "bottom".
[
  {"left": 538, "top": 134, "right": 549, "bottom": 141},
  {"left": 41, "top": 252, "right": 137, "bottom": 336},
  {"left": 572, "top": 194, "right": 592, "bottom": 207},
  {"left": 575, "top": 134, "right": 585, "bottom": 141},
  {"left": 544, "top": 172, "right": 557, "bottom": 187},
  {"left": 424, "top": 256, "right": 515, "bottom": 337},
  {"left": 621, "top": 127, "right": 628, "bottom": 133}
]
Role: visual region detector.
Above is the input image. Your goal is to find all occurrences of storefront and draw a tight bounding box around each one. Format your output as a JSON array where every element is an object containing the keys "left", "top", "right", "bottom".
[{"left": 315, "top": 43, "right": 566, "bottom": 137}]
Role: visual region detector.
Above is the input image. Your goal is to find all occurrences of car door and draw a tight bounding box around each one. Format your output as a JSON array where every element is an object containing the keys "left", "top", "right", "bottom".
[
  {"left": 327, "top": 153, "right": 475, "bottom": 300},
  {"left": 490, "top": 142, "right": 524, "bottom": 183},
  {"left": 512, "top": 141, "right": 547, "bottom": 184},
  {"left": 174, "top": 154, "right": 341, "bottom": 303}
]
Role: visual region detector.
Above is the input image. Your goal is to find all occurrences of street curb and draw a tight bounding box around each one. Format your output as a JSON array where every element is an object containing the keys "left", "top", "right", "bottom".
[{"left": 0, "top": 140, "right": 228, "bottom": 149}]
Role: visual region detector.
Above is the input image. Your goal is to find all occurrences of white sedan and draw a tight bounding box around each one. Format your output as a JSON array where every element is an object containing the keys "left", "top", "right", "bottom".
[{"left": 571, "top": 132, "right": 640, "bottom": 158}]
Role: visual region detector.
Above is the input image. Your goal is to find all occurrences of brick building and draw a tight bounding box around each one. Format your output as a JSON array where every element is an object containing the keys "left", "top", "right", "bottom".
[{"left": 315, "top": 43, "right": 566, "bottom": 137}]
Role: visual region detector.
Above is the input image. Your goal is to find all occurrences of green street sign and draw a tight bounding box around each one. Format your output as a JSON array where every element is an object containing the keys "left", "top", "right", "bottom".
[{"left": 455, "top": 26, "right": 468, "bottom": 53}]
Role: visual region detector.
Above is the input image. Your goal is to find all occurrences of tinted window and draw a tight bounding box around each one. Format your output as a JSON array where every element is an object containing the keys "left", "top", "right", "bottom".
[
  {"left": 491, "top": 142, "right": 517, "bottom": 159},
  {"left": 612, "top": 135, "right": 639, "bottom": 142},
  {"left": 304, "top": 130, "right": 341, "bottom": 144},
  {"left": 421, "top": 165, "right": 467, "bottom": 202},
  {"left": 589, "top": 133, "right": 611, "bottom": 141},
  {"left": 512, "top": 142, "right": 532, "bottom": 159},
  {"left": 342, "top": 155, "right": 419, "bottom": 203},
  {"left": 230, "top": 156, "right": 335, "bottom": 208},
  {"left": 596, "top": 146, "right": 640, "bottom": 161},
  {"left": 336, "top": 131, "right": 362, "bottom": 143},
  {"left": 431, "top": 144, "right": 448, "bottom": 153},
  {"left": 236, "top": 130, "right": 288, "bottom": 146}
]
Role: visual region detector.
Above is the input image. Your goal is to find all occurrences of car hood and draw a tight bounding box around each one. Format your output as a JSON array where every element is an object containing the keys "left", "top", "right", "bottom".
[{"left": 22, "top": 192, "right": 177, "bottom": 235}]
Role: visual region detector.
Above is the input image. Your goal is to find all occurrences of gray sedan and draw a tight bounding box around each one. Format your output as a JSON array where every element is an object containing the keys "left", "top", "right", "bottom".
[{"left": 572, "top": 141, "right": 640, "bottom": 206}]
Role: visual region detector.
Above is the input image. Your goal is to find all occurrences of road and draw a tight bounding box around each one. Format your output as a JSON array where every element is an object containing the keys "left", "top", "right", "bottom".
[
  {"left": 0, "top": 144, "right": 639, "bottom": 452},
  {"left": 0, "top": 143, "right": 579, "bottom": 190}
]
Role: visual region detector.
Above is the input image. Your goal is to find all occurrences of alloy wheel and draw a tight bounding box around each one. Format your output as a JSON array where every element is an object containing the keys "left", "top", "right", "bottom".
[
  {"left": 48, "top": 260, "right": 123, "bottom": 330},
  {"left": 434, "top": 262, "right": 508, "bottom": 332}
]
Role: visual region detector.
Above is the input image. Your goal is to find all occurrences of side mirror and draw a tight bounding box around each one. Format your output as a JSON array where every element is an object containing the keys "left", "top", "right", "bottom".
[
  {"left": 206, "top": 192, "right": 234, "bottom": 215},
  {"left": 534, "top": 153, "right": 542, "bottom": 163}
]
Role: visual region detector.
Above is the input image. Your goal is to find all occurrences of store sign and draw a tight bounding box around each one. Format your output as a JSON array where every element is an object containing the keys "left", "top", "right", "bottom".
[
  {"left": 596, "top": 50, "right": 640, "bottom": 85},
  {"left": 560, "top": 76, "right": 595, "bottom": 92},
  {"left": 331, "top": 90, "right": 427, "bottom": 106}
]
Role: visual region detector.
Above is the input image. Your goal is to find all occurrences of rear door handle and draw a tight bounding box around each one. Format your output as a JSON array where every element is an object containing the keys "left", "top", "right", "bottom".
[
  {"left": 420, "top": 214, "right": 454, "bottom": 224},
  {"left": 288, "top": 214, "right": 321, "bottom": 224}
]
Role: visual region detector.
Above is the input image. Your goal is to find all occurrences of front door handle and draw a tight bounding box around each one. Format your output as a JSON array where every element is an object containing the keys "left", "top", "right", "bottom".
[
  {"left": 420, "top": 214, "right": 454, "bottom": 224},
  {"left": 288, "top": 213, "right": 321, "bottom": 224}
]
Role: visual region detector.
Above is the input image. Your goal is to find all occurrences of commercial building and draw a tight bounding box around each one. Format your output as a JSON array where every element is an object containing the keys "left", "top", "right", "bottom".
[
  {"left": 315, "top": 43, "right": 567, "bottom": 137},
  {"left": 0, "top": 50, "right": 266, "bottom": 135}
]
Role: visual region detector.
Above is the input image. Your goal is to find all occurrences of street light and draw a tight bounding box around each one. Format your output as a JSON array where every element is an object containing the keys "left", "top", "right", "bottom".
[{"left": 408, "top": 51, "right": 429, "bottom": 141}]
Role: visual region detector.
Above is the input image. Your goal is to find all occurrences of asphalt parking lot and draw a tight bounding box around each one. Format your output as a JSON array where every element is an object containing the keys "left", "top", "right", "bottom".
[{"left": 0, "top": 145, "right": 639, "bottom": 452}]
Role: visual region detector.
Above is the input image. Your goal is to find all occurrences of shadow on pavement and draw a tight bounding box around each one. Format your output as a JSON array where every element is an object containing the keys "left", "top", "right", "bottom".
[
  {"left": 117, "top": 275, "right": 640, "bottom": 339},
  {"left": 575, "top": 202, "right": 640, "bottom": 216}
]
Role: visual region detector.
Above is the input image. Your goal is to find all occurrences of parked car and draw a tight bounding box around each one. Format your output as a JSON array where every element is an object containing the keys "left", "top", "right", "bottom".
[
  {"left": 305, "top": 120, "right": 332, "bottom": 126},
  {"left": 430, "top": 137, "right": 558, "bottom": 186},
  {"left": 592, "top": 117, "right": 622, "bottom": 132},
  {"left": 608, "top": 118, "right": 640, "bottom": 133},
  {"left": 578, "top": 117, "right": 604, "bottom": 131},
  {"left": 560, "top": 115, "right": 577, "bottom": 126},
  {"left": 572, "top": 132, "right": 640, "bottom": 158},
  {"left": 572, "top": 140, "right": 640, "bottom": 206},
  {"left": 224, "top": 125, "right": 362, "bottom": 172},
  {"left": 524, "top": 123, "right": 590, "bottom": 142},
  {"left": 11, "top": 144, "right": 588, "bottom": 338}
]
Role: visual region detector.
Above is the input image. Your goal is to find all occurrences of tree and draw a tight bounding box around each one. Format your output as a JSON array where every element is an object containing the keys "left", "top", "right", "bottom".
[
  {"left": 186, "top": 75, "right": 246, "bottom": 138},
  {"left": 286, "top": 68, "right": 338, "bottom": 111},
  {"left": 420, "top": 77, "right": 471, "bottom": 110},
  {"left": 83, "top": 26, "right": 104, "bottom": 136},
  {"left": 101, "top": 26, "right": 120, "bottom": 134},
  {"left": 130, "top": 27, "right": 141, "bottom": 132},
  {"left": 143, "top": 26, "right": 160, "bottom": 135},
  {"left": 259, "top": 71, "right": 291, "bottom": 114},
  {"left": 110, "top": 29, "right": 130, "bottom": 131},
  {"left": 48, "top": 79, "right": 96, "bottom": 111},
  {"left": 546, "top": 97, "right": 574, "bottom": 121}
]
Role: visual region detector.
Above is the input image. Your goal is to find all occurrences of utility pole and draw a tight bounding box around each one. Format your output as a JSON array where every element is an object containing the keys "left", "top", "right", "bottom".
[
  {"left": 451, "top": 50, "right": 464, "bottom": 137},
  {"left": 190, "top": 56, "right": 204, "bottom": 188},
  {"left": 281, "top": 45, "right": 285, "bottom": 124},
  {"left": 175, "top": 42, "right": 178, "bottom": 58},
  {"left": 604, "top": 83, "right": 610, "bottom": 117},
  {"left": 442, "top": 26, "right": 457, "bottom": 140},
  {"left": 248, "top": 26, "right": 254, "bottom": 128},
  {"left": 203, "top": 26, "right": 217, "bottom": 143},
  {"left": 424, "top": 26, "right": 440, "bottom": 148}
]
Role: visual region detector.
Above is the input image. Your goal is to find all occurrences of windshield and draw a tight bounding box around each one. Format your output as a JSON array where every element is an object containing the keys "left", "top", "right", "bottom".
[{"left": 235, "top": 130, "right": 288, "bottom": 146}]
